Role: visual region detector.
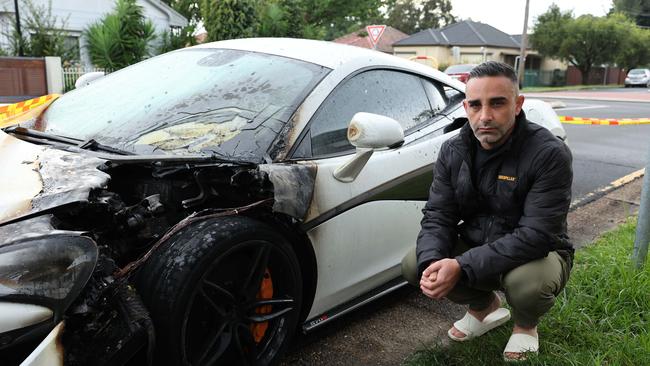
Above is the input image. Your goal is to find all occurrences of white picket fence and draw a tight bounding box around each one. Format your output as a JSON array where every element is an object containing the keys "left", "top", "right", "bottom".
[{"left": 62, "top": 67, "right": 111, "bottom": 92}]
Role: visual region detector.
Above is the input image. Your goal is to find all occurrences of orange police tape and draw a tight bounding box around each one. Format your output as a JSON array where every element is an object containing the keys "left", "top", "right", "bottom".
[
  {"left": 0, "top": 94, "right": 61, "bottom": 129},
  {"left": 559, "top": 116, "right": 650, "bottom": 125}
]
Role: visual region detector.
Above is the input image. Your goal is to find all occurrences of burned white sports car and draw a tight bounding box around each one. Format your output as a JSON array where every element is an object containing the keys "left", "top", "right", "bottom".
[{"left": 0, "top": 39, "right": 566, "bottom": 365}]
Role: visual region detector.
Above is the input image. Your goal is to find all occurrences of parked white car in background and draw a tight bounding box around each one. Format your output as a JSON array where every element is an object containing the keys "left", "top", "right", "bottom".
[
  {"left": 0, "top": 38, "right": 567, "bottom": 366},
  {"left": 624, "top": 68, "right": 650, "bottom": 87}
]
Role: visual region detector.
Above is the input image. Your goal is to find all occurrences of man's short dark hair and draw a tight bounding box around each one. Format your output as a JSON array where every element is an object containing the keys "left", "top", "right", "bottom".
[{"left": 468, "top": 61, "right": 518, "bottom": 86}]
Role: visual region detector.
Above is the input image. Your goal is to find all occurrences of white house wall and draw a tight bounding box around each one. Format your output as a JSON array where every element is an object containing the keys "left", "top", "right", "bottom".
[{"left": 541, "top": 57, "right": 567, "bottom": 71}]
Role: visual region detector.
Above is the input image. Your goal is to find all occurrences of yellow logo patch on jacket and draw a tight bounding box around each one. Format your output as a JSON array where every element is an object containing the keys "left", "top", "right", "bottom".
[{"left": 498, "top": 175, "right": 517, "bottom": 182}]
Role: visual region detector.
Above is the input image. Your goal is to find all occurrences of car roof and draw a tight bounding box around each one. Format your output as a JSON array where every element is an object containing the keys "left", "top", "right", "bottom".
[
  {"left": 192, "top": 38, "right": 461, "bottom": 86},
  {"left": 444, "top": 64, "right": 477, "bottom": 73},
  {"left": 193, "top": 38, "right": 401, "bottom": 68}
]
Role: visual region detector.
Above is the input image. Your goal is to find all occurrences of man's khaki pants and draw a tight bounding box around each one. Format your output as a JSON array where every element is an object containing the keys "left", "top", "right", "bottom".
[{"left": 401, "top": 240, "right": 571, "bottom": 328}]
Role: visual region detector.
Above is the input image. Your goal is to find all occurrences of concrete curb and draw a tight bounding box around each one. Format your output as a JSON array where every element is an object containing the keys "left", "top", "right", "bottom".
[{"left": 570, "top": 168, "right": 645, "bottom": 211}]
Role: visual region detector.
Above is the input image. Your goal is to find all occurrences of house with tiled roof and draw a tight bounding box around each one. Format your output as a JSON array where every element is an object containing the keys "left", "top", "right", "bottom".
[
  {"left": 333, "top": 26, "right": 409, "bottom": 54},
  {"left": 393, "top": 20, "right": 566, "bottom": 79}
]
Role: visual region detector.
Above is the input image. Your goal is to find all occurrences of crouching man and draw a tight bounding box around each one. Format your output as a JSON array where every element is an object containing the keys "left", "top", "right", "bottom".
[{"left": 402, "top": 61, "right": 573, "bottom": 361}]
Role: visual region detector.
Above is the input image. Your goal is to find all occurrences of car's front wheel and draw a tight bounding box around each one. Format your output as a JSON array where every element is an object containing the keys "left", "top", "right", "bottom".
[{"left": 137, "top": 216, "right": 302, "bottom": 366}]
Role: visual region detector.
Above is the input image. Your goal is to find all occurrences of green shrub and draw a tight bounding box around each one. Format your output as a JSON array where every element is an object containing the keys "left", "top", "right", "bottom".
[{"left": 84, "top": 0, "right": 155, "bottom": 69}]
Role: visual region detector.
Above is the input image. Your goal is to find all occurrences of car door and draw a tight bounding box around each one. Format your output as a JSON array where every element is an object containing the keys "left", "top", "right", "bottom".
[{"left": 290, "top": 69, "right": 464, "bottom": 319}]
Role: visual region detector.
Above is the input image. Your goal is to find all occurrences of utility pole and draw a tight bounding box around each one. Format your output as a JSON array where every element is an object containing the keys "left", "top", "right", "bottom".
[
  {"left": 14, "top": 0, "right": 24, "bottom": 56},
  {"left": 633, "top": 146, "right": 650, "bottom": 269},
  {"left": 517, "top": 0, "right": 530, "bottom": 89}
]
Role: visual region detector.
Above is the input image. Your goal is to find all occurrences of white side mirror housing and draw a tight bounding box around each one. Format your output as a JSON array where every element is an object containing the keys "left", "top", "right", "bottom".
[
  {"left": 75, "top": 72, "right": 105, "bottom": 89},
  {"left": 333, "top": 113, "right": 405, "bottom": 183},
  {"left": 347, "top": 112, "right": 405, "bottom": 149}
]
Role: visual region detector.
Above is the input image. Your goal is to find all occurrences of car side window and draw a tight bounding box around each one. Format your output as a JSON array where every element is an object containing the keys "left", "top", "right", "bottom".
[{"left": 309, "top": 70, "right": 438, "bottom": 157}]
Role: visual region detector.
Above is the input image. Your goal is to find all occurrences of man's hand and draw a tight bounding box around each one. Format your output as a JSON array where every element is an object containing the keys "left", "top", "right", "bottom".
[{"left": 419, "top": 258, "right": 462, "bottom": 299}]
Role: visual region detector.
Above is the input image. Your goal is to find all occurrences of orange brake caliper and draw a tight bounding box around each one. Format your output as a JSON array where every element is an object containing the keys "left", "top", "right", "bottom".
[{"left": 250, "top": 269, "right": 273, "bottom": 343}]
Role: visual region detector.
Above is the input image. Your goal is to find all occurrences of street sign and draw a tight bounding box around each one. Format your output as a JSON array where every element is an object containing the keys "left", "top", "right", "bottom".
[{"left": 366, "top": 25, "right": 386, "bottom": 49}]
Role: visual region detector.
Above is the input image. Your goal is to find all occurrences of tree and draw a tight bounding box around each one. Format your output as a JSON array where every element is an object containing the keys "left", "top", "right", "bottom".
[
  {"left": 385, "top": 0, "right": 420, "bottom": 34},
  {"left": 255, "top": 0, "right": 385, "bottom": 40},
  {"left": 160, "top": 0, "right": 201, "bottom": 21},
  {"left": 196, "top": 0, "right": 454, "bottom": 42},
  {"left": 612, "top": 0, "right": 650, "bottom": 27},
  {"left": 385, "top": 0, "right": 456, "bottom": 34},
  {"left": 197, "top": 0, "right": 384, "bottom": 41},
  {"left": 256, "top": 1, "right": 291, "bottom": 37},
  {"left": 158, "top": 26, "right": 196, "bottom": 53},
  {"left": 200, "top": 0, "right": 257, "bottom": 42},
  {"left": 302, "top": 0, "right": 384, "bottom": 39},
  {"left": 530, "top": 6, "right": 629, "bottom": 84},
  {"left": 420, "top": 0, "right": 456, "bottom": 30},
  {"left": 529, "top": 5, "right": 572, "bottom": 60},
  {"left": 615, "top": 24, "right": 650, "bottom": 69},
  {"left": 159, "top": 0, "right": 199, "bottom": 51},
  {"left": 84, "top": 0, "right": 156, "bottom": 69},
  {"left": 0, "top": 0, "right": 77, "bottom": 62}
]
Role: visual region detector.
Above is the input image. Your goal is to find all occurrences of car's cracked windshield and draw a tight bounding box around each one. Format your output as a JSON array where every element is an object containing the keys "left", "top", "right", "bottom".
[{"left": 40, "top": 48, "right": 329, "bottom": 162}]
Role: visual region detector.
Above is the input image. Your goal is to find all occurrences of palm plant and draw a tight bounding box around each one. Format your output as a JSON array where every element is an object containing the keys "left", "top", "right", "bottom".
[{"left": 85, "top": 0, "right": 156, "bottom": 69}]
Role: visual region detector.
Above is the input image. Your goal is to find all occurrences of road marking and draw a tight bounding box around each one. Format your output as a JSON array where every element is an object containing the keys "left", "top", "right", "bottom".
[{"left": 559, "top": 116, "right": 650, "bottom": 125}]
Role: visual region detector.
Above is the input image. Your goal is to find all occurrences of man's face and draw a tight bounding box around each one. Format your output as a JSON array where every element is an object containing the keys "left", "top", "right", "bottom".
[{"left": 463, "top": 76, "right": 525, "bottom": 150}]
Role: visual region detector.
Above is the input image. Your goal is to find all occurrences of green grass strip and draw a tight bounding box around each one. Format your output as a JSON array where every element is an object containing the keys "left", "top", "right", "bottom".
[{"left": 405, "top": 219, "right": 649, "bottom": 365}]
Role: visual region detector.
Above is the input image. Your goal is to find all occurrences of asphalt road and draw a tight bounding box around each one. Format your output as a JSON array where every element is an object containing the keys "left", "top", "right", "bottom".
[{"left": 536, "top": 94, "right": 650, "bottom": 201}]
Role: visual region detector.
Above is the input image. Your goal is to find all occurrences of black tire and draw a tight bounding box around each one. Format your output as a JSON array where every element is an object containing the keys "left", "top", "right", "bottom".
[{"left": 137, "top": 216, "right": 302, "bottom": 366}]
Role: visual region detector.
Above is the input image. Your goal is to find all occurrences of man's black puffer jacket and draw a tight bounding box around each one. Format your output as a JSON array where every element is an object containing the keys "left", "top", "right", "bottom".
[{"left": 416, "top": 111, "right": 574, "bottom": 286}]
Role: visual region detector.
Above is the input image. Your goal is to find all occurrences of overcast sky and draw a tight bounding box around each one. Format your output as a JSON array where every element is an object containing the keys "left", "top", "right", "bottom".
[{"left": 450, "top": 0, "right": 613, "bottom": 35}]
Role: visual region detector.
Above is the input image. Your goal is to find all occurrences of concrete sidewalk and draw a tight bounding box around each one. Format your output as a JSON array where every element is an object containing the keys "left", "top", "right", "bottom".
[{"left": 281, "top": 170, "right": 647, "bottom": 366}]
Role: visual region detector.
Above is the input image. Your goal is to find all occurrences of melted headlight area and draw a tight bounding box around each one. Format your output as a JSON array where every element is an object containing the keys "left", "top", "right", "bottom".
[{"left": 62, "top": 256, "right": 155, "bottom": 366}]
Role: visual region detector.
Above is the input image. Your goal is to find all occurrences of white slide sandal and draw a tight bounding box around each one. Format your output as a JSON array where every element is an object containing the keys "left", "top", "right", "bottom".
[
  {"left": 447, "top": 307, "right": 511, "bottom": 342},
  {"left": 503, "top": 333, "right": 539, "bottom": 361}
]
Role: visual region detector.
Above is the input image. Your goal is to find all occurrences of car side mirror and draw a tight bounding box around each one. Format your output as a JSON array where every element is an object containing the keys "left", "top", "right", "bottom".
[
  {"left": 75, "top": 72, "right": 105, "bottom": 89},
  {"left": 333, "top": 112, "right": 404, "bottom": 183}
]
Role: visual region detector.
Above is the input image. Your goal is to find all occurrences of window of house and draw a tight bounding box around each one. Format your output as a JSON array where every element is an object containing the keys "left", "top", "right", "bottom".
[
  {"left": 64, "top": 36, "right": 80, "bottom": 62},
  {"left": 0, "top": 14, "right": 13, "bottom": 51}
]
